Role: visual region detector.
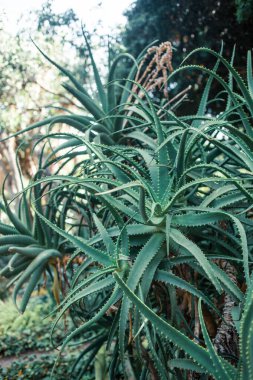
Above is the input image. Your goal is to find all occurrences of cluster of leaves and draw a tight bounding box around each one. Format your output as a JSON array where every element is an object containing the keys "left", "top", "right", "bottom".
[
  {"left": 0, "top": 298, "right": 63, "bottom": 358},
  {"left": 1, "top": 37, "right": 253, "bottom": 379},
  {"left": 0, "top": 353, "right": 80, "bottom": 380},
  {"left": 0, "top": 329, "right": 55, "bottom": 358},
  {"left": 0, "top": 296, "right": 90, "bottom": 379},
  {"left": 235, "top": 0, "right": 253, "bottom": 22}
]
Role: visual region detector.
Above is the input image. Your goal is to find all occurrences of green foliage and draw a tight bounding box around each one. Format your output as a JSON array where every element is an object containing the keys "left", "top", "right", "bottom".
[
  {"left": 0, "top": 353, "right": 80, "bottom": 380},
  {"left": 0, "top": 298, "right": 48, "bottom": 336},
  {"left": 236, "top": 0, "right": 253, "bottom": 22},
  {"left": 0, "top": 297, "right": 66, "bottom": 357},
  {"left": 1, "top": 41, "right": 253, "bottom": 379},
  {"left": 6, "top": 34, "right": 154, "bottom": 147},
  {"left": 122, "top": 0, "right": 253, "bottom": 114},
  {"left": 0, "top": 296, "right": 85, "bottom": 379},
  {"left": 122, "top": 0, "right": 253, "bottom": 61},
  {"left": 0, "top": 173, "right": 64, "bottom": 313}
]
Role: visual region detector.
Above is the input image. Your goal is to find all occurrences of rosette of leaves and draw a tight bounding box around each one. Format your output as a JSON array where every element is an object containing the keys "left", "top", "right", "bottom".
[
  {"left": 0, "top": 168, "right": 66, "bottom": 313},
  {"left": 1, "top": 47, "right": 253, "bottom": 378},
  {"left": 26, "top": 67, "right": 253, "bottom": 378}
]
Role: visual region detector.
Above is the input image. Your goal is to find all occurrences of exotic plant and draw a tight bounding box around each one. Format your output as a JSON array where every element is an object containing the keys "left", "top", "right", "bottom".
[
  {"left": 1, "top": 43, "right": 253, "bottom": 380},
  {"left": 0, "top": 167, "right": 66, "bottom": 313},
  {"left": 0, "top": 35, "right": 178, "bottom": 152}
]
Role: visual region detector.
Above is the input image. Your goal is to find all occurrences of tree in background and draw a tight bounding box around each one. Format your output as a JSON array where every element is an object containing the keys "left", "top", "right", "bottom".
[
  {"left": 0, "top": 0, "right": 124, "bottom": 195},
  {"left": 0, "top": 3, "right": 87, "bottom": 194},
  {"left": 121, "top": 0, "right": 253, "bottom": 113},
  {"left": 122, "top": 0, "right": 253, "bottom": 63},
  {"left": 236, "top": 0, "right": 253, "bottom": 22}
]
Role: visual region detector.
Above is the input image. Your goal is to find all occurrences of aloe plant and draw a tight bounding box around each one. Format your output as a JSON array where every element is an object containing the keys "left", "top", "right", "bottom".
[
  {"left": 0, "top": 167, "right": 66, "bottom": 313},
  {"left": 0, "top": 35, "right": 163, "bottom": 149},
  {"left": 1, "top": 45, "right": 253, "bottom": 379}
]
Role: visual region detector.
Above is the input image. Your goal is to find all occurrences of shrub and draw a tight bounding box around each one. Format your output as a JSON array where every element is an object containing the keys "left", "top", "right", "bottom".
[{"left": 1, "top": 42, "right": 253, "bottom": 379}]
